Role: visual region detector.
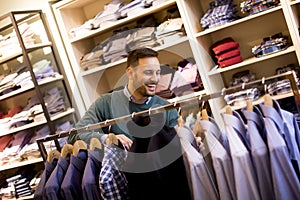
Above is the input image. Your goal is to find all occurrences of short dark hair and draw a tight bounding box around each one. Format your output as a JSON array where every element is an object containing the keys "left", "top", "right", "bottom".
[{"left": 127, "top": 48, "right": 158, "bottom": 68}]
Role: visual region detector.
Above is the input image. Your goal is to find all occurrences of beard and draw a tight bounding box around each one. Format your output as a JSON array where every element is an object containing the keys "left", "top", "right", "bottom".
[{"left": 133, "top": 81, "right": 158, "bottom": 97}]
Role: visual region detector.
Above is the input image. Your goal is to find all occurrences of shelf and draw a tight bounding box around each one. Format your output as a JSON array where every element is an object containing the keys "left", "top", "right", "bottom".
[
  {"left": 0, "top": 108, "right": 75, "bottom": 138},
  {"left": 221, "top": 91, "right": 295, "bottom": 111},
  {"left": 69, "top": 0, "right": 177, "bottom": 43},
  {"left": 208, "top": 46, "right": 296, "bottom": 75},
  {"left": 0, "top": 43, "right": 52, "bottom": 65},
  {"left": 0, "top": 157, "right": 43, "bottom": 172},
  {"left": 290, "top": 0, "right": 300, "bottom": 6},
  {"left": 80, "top": 36, "right": 189, "bottom": 76},
  {"left": 0, "top": 75, "right": 64, "bottom": 101},
  {"left": 195, "top": 6, "right": 283, "bottom": 37}
]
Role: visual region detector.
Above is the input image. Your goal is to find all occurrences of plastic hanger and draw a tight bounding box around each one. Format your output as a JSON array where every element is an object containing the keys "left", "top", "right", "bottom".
[
  {"left": 264, "top": 94, "right": 273, "bottom": 107},
  {"left": 90, "top": 137, "right": 102, "bottom": 151},
  {"left": 72, "top": 140, "right": 87, "bottom": 156},
  {"left": 47, "top": 149, "right": 60, "bottom": 163},
  {"left": 246, "top": 99, "right": 253, "bottom": 111},
  {"left": 61, "top": 143, "right": 73, "bottom": 158}
]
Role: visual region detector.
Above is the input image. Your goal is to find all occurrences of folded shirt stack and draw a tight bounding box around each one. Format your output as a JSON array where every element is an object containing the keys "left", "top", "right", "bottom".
[
  {"left": 0, "top": 23, "right": 35, "bottom": 59},
  {"left": 155, "top": 18, "right": 185, "bottom": 45},
  {"left": 224, "top": 87, "right": 260, "bottom": 106},
  {"left": 211, "top": 37, "right": 243, "bottom": 68},
  {"left": 240, "top": 0, "right": 280, "bottom": 15},
  {"left": 267, "top": 79, "right": 292, "bottom": 96},
  {"left": 200, "top": 0, "right": 239, "bottom": 30},
  {"left": 229, "top": 70, "right": 256, "bottom": 87},
  {"left": 252, "top": 33, "right": 289, "bottom": 57}
]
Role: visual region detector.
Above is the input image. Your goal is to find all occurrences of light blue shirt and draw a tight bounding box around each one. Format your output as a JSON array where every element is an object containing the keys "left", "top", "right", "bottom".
[
  {"left": 199, "top": 119, "right": 236, "bottom": 200},
  {"left": 242, "top": 106, "right": 275, "bottom": 200},
  {"left": 260, "top": 100, "right": 300, "bottom": 199},
  {"left": 176, "top": 125, "right": 219, "bottom": 200},
  {"left": 223, "top": 113, "right": 261, "bottom": 200}
]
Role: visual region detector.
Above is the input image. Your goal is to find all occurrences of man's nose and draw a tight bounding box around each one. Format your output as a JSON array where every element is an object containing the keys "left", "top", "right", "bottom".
[{"left": 150, "top": 73, "right": 159, "bottom": 82}]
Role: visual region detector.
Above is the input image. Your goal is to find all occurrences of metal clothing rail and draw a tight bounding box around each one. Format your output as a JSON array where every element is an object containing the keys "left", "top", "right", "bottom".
[{"left": 36, "top": 71, "right": 300, "bottom": 160}]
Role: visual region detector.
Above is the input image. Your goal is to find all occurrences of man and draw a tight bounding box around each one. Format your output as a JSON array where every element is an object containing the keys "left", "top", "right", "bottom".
[{"left": 68, "top": 48, "right": 179, "bottom": 149}]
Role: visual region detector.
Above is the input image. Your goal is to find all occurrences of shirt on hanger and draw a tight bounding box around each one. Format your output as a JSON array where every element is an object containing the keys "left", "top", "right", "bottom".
[
  {"left": 198, "top": 119, "right": 236, "bottom": 200},
  {"left": 82, "top": 149, "right": 104, "bottom": 200},
  {"left": 44, "top": 156, "right": 71, "bottom": 200},
  {"left": 99, "top": 144, "right": 128, "bottom": 200},
  {"left": 177, "top": 125, "right": 219, "bottom": 200},
  {"left": 260, "top": 101, "right": 300, "bottom": 199},
  {"left": 60, "top": 150, "right": 88, "bottom": 200},
  {"left": 223, "top": 113, "right": 261, "bottom": 200},
  {"left": 34, "top": 159, "right": 58, "bottom": 200},
  {"left": 242, "top": 106, "right": 275, "bottom": 200}
]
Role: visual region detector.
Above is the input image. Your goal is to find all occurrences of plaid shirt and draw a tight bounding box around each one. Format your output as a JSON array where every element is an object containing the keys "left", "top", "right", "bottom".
[
  {"left": 200, "top": 0, "right": 238, "bottom": 29},
  {"left": 99, "top": 145, "right": 129, "bottom": 200},
  {"left": 252, "top": 37, "right": 288, "bottom": 57},
  {"left": 240, "top": 0, "right": 280, "bottom": 14}
]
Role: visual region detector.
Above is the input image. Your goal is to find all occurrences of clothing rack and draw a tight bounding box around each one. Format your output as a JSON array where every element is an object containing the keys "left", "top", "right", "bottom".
[{"left": 36, "top": 71, "right": 300, "bottom": 161}]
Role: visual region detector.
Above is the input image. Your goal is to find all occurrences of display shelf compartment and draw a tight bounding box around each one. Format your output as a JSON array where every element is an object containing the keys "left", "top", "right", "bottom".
[
  {"left": 0, "top": 75, "right": 64, "bottom": 101},
  {"left": 80, "top": 36, "right": 189, "bottom": 77},
  {"left": 68, "top": 0, "right": 177, "bottom": 43},
  {"left": 0, "top": 43, "right": 52, "bottom": 65},
  {"left": 208, "top": 46, "right": 296, "bottom": 75},
  {"left": 0, "top": 157, "right": 43, "bottom": 172},
  {"left": 195, "top": 6, "right": 283, "bottom": 37},
  {"left": 0, "top": 108, "right": 75, "bottom": 138}
]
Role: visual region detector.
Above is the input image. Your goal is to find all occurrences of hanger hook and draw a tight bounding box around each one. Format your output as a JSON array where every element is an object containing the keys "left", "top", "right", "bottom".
[
  {"left": 242, "top": 82, "right": 245, "bottom": 90},
  {"left": 221, "top": 87, "right": 226, "bottom": 96},
  {"left": 173, "top": 100, "right": 178, "bottom": 107},
  {"left": 108, "top": 125, "right": 112, "bottom": 133},
  {"left": 131, "top": 112, "right": 136, "bottom": 119},
  {"left": 177, "top": 106, "right": 182, "bottom": 115},
  {"left": 262, "top": 77, "right": 267, "bottom": 93},
  {"left": 201, "top": 100, "right": 205, "bottom": 110}
]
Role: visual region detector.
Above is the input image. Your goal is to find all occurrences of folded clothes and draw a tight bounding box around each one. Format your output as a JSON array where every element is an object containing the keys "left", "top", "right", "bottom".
[
  {"left": 215, "top": 49, "right": 241, "bottom": 61},
  {"left": 218, "top": 55, "right": 243, "bottom": 68}
]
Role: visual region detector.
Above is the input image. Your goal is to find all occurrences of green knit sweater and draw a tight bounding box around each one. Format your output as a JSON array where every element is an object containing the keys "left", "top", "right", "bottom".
[{"left": 68, "top": 90, "right": 179, "bottom": 144}]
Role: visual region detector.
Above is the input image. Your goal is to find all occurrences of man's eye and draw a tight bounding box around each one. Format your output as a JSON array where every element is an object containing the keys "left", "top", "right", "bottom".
[{"left": 144, "top": 71, "right": 152, "bottom": 75}]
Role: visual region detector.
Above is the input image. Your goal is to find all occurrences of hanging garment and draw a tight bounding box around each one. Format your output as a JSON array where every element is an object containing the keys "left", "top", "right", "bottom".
[
  {"left": 177, "top": 125, "right": 219, "bottom": 200},
  {"left": 241, "top": 106, "right": 275, "bottom": 200},
  {"left": 34, "top": 159, "right": 58, "bottom": 200},
  {"left": 260, "top": 99, "right": 300, "bottom": 177},
  {"left": 197, "top": 119, "right": 236, "bottom": 200},
  {"left": 99, "top": 144, "right": 128, "bottom": 200},
  {"left": 223, "top": 113, "right": 261, "bottom": 200},
  {"left": 82, "top": 149, "right": 104, "bottom": 200},
  {"left": 44, "top": 156, "right": 71, "bottom": 200},
  {"left": 125, "top": 114, "right": 192, "bottom": 200},
  {"left": 60, "top": 150, "right": 88, "bottom": 200},
  {"left": 260, "top": 100, "right": 300, "bottom": 199}
]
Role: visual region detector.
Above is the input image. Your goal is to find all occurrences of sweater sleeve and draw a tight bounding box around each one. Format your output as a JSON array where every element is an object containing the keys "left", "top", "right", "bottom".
[{"left": 68, "top": 97, "right": 107, "bottom": 144}]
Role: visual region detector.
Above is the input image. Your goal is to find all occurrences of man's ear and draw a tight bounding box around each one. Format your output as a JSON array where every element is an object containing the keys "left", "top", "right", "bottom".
[{"left": 126, "top": 66, "right": 133, "bottom": 79}]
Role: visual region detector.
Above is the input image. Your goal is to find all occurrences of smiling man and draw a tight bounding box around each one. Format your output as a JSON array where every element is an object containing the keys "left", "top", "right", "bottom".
[{"left": 68, "top": 48, "right": 179, "bottom": 149}]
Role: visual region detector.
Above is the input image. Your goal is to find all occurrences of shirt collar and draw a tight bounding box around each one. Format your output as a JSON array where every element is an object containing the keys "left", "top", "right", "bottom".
[{"left": 123, "top": 85, "right": 152, "bottom": 105}]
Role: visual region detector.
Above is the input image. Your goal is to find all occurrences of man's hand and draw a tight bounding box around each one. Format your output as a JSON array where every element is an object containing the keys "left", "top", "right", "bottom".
[{"left": 116, "top": 134, "right": 133, "bottom": 150}]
